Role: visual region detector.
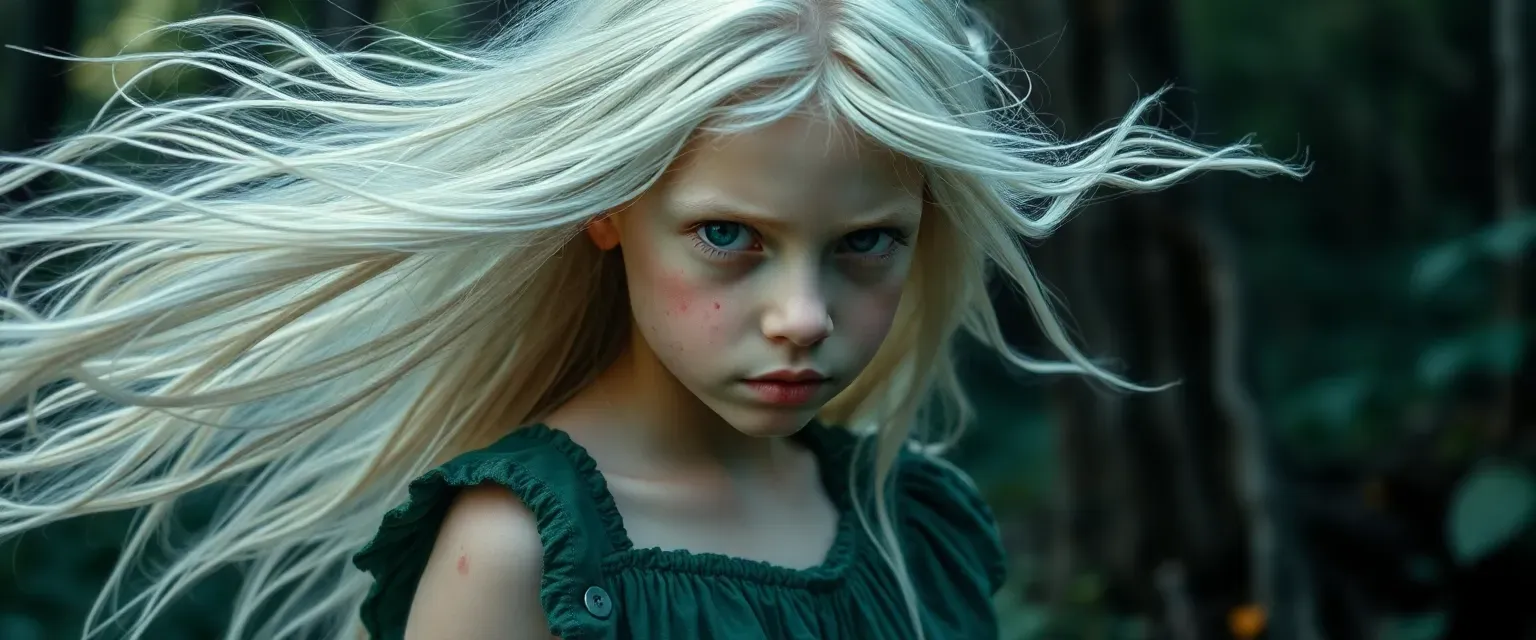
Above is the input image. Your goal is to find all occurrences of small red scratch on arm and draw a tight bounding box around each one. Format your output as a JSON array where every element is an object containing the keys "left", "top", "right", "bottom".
[{"left": 456, "top": 554, "right": 469, "bottom": 576}]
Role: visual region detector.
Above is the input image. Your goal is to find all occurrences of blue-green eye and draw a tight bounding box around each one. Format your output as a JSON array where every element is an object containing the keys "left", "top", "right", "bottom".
[
  {"left": 697, "top": 222, "right": 755, "bottom": 251},
  {"left": 839, "top": 229, "right": 902, "bottom": 255}
]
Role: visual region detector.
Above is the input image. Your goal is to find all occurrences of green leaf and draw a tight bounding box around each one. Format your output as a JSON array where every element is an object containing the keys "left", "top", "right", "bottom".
[
  {"left": 1378, "top": 611, "right": 1447, "bottom": 640},
  {"left": 1416, "top": 340, "right": 1471, "bottom": 389},
  {"left": 1412, "top": 241, "right": 1469, "bottom": 294},
  {"left": 1416, "top": 322, "right": 1526, "bottom": 388},
  {"left": 1412, "top": 212, "right": 1536, "bottom": 295},
  {"left": 1446, "top": 462, "right": 1536, "bottom": 565},
  {"left": 0, "top": 615, "right": 44, "bottom": 640},
  {"left": 1478, "top": 215, "right": 1536, "bottom": 260},
  {"left": 1281, "top": 374, "right": 1374, "bottom": 429}
]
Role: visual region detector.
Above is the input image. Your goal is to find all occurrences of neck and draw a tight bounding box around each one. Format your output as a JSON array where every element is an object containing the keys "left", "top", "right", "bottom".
[{"left": 543, "top": 326, "right": 793, "bottom": 480}]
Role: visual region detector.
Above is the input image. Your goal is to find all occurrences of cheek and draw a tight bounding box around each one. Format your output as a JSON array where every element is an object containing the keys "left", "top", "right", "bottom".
[
  {"left": 655, "top": 269, "right": 694, "bottom": 316},
  {"left": 646, "top": 269, "right": 745, "bottom": 352},
  {"left": 838, "top": 282, "right": 904, "bottom": 356}
]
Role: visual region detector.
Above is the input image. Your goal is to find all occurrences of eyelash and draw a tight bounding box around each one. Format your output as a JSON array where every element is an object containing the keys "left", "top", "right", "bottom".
[
  {"left": 687, "top": 223, "right": 910, "bottom": 262},
  {"left": 690, "top": 234, "right": 737, "bottom": 260},
  {"left": 844, "top": 228, "right": 910, "bottom": 261}
]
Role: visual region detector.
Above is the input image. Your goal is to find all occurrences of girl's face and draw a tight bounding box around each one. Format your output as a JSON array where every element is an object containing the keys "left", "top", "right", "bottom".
[{"left": 593, "top": 115, "right": 924, "bottom": 437}]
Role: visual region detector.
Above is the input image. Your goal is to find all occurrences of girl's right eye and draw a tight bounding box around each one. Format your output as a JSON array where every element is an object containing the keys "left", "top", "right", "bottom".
[{"left": 694, "top": 221, "right": 759, "bottom": 253}]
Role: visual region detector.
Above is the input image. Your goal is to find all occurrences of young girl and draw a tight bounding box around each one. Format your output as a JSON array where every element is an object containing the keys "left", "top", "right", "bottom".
[{"left": 0, "top": 0, "right": 1299, "bottom": 638}]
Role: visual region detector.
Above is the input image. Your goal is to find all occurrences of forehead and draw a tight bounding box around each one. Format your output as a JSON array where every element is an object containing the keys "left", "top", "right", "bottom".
[{"left": 660, "top": 115, "right": 925, "bottom": 213}]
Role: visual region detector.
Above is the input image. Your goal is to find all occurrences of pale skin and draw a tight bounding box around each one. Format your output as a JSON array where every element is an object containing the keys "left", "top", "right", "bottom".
[{"left": 403, "top": 113, "right": 926, "bottom": 639}]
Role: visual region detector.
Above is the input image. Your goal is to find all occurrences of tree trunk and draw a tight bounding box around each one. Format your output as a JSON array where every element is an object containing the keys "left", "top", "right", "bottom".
[
  {"left": 1035, "top": 0, "right": 1132, "bottom": 610},
  {"left": 1201, "top": 220, "right": 1325, "bottom": 640},
  {"left": 1, "top": 0, "right": 77, "bottom": 154},
  {"left": 1491, "top": 0, "right": 1530, "bottom": 445},
  {"left": 1109, "top": 0, "right": 1275, "bottom": 634},
  {"left": 0, "top": 0, "right": 77, "bottom": 318}
]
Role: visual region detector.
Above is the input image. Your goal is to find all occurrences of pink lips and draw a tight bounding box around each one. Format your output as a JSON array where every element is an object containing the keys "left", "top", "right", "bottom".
[{"left": 742, "top": 370, "right": 830, "bottom": 406}]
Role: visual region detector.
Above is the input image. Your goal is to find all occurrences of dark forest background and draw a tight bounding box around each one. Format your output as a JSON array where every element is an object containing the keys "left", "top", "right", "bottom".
[{"left": 1, "top": 0, "right": 1533, "bottom": 639}]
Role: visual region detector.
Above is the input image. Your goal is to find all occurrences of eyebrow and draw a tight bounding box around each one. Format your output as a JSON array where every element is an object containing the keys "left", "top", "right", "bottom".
[{"left": 670, "top": 198, "right": 921, "bottom": 230}]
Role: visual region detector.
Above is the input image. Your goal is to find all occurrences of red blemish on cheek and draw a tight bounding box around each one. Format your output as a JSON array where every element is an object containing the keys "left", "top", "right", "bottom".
[
  {"left": 656, "top": 270, "right": 696, "bottom": 315},
  {"left": 713, "top": 302, "right": 721, "bottom": 310},
  {"left": 457, "top": 555, "right": 469, "bottom": 576}
]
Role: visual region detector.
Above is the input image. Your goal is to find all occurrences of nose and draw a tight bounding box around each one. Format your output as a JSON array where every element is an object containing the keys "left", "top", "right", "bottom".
[{"left": 761, "top": 271, "right": 833, "bottom": 348}]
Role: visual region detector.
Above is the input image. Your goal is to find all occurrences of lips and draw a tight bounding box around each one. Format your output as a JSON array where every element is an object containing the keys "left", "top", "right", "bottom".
[
  {"left": 742, "top": 370, "right": 831, "bottom": 406},
  {"left": 745, "top": 370, "right": 830, "bottom": 383}
]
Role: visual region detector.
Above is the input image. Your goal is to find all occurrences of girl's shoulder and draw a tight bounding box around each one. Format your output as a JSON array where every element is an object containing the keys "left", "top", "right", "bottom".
[
  {"left": 391, "top": 482, "right": 553, "bottom": 638},
  {"left": 353, "top": 424, "right": 621, "bottom": 640}
]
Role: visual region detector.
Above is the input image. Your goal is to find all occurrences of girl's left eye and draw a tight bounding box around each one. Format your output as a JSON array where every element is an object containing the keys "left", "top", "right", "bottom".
[{"left": 838, "top": 229, "right": 905, "bottom": 255}]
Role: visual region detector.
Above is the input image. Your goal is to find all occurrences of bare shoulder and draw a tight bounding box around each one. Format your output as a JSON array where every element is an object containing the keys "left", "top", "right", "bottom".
[{"left": 405, "top": 482, "right": 558, "bottom": 640}]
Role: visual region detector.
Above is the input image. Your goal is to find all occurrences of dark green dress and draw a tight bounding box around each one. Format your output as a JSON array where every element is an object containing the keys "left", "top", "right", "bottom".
[{"left": 353, "top": 422, "right": 1006, "bottom": 639}]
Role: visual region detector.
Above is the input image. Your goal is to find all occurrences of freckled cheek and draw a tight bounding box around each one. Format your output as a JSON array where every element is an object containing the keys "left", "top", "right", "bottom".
[
  {"left": 652, "top": 268, "right": 694, "bottom": 317},
  {"left": 643, "top": 268, "right": 746, "bottom": 352},
  {"left": 686, "top": 292, "right": 750, "bottom": 349},
  {"left": 702, "top": 300, "right": 734, "bottom": 346}
]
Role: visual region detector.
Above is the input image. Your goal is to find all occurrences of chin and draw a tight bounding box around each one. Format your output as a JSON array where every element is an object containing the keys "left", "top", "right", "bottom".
[{"left": 716, "top": 405, "right": 819, "bottom": 439}]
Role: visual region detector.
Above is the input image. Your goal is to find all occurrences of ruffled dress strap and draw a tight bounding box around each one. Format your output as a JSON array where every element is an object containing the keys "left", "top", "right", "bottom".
[
  {"left": 805, "top": 424, "right": 1007, "bottom": 599},
  {"left": 896, "top": 442, "right": 1008, "bottom": 637},
  {"left": 801, "top": 424, "right": 1007, "bottom": 636},
  {"left": 352, "top": 424, "right": 624, "bottom": 640}
]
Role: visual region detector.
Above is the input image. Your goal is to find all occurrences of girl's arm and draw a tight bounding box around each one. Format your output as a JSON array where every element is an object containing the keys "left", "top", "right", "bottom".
[{"left": 406, "top": 484, "right": 559, "bottom": 640}]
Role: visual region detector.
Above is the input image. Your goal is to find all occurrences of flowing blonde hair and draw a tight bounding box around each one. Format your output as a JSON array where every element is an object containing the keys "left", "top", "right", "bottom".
[{"left": 0, "top": 0, "right": 1301, "bottom": 637}]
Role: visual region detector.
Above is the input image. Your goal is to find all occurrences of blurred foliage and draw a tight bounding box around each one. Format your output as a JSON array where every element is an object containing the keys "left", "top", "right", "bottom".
[{"left": 1446, "top": 461, "right": 1536, "bottom": 565}]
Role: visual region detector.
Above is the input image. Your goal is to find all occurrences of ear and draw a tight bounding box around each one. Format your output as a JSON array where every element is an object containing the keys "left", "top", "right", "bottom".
[{"left": 585, "top": 215, "right": 621, "bottom": 251}]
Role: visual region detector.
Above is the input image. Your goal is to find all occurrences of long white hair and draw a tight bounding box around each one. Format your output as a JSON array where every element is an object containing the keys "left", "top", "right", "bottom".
[{"left": 0, "top": 0, "right": 1301, "bottom": 637}]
